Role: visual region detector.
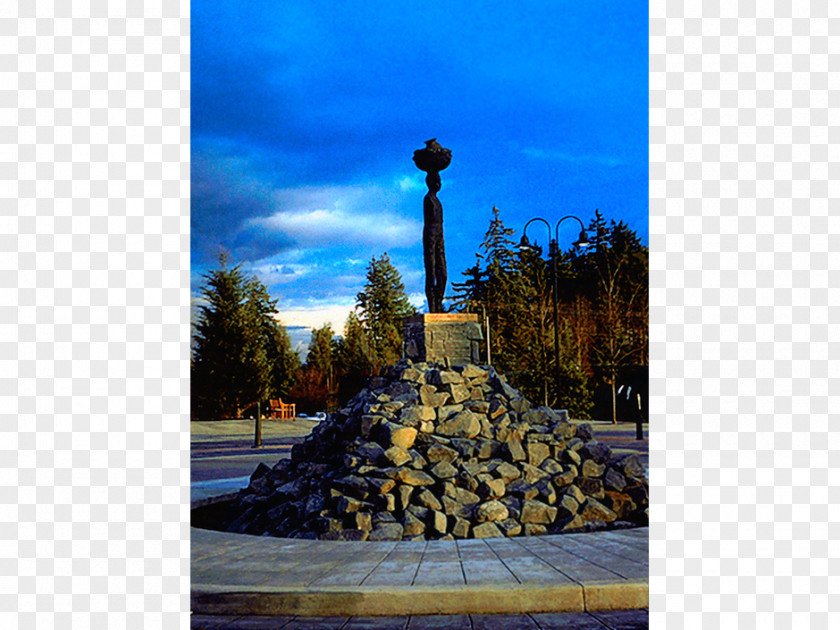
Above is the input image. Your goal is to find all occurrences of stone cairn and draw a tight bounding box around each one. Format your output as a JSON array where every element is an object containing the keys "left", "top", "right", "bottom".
[{"left": 220, "top": 360, "right": 648, "bottom": 541}]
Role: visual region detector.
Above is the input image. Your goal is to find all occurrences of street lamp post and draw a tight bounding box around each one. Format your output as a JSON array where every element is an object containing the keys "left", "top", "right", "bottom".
[
  {"left": 253, "top": 401, "right": 262, "bottom": 448},
  {"left": 519, "top": 215, "right": 590, "bottom": 409}
]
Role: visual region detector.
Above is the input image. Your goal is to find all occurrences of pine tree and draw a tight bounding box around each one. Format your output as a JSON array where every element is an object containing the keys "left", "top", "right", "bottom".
[
  {"left": 306, "top": 324, "right": 335, "bottom": 388},
  {"left": 355, "top": 253, "right": 415, "bottom": 370},
  {"left": 334, "top": 311, "right": 374, "bottom": 406},
  {"left": 450, "top": 206, "right": 646, "bottom": 422},
  {"left": 289, "top": 324, "right": 337, "bottom": 413},
  {"left": 449, "top": 256, "right": 486, "bottom": 313},
  {"left": 271, "top": 322, "right": 301, "bottom": 400},
  {"left": 574, "top": 210, "right": 648, "bottom": 423},
  {"left": 450, "top": 206, "right": 597, "bottom": 416},
  {"left": 336, "top": 312, "right": 373, "bottom": 376},
  {"left": 192, "top": 259, "right": 265, "bottom": 418},
  {"left": 191, "top": 256, "right": 300, "bottom": 419},
  {"left": 508, "top": 242, "right": 554, "bottom": 405}
]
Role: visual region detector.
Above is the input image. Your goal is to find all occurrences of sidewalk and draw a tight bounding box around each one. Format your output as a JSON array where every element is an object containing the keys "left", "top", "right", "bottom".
[
  {"left": 192, "top": 524, "right": 648, "bottom": 617},
  {"left": 191, "top": 419, "right": 649, "bottom": 618}
]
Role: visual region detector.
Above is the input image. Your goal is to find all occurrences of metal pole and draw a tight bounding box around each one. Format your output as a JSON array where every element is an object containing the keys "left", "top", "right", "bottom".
[
  {"left": 520, "top": 214, "right": 591, "bottom": 413},
  {"left": 549, "top": 240, "right": 561, "bottom": 409},
  {"left": 635, "top": 393, "right": 644, "bottom": 440},
  {"left": 483, "top": 305, "right": 491, "bottom": 366},
  {"left": 485, "top": 314, "right": 491, "bottom": 365},
  {"left": 253, "top": 401, "right": 262, "bottom": 448}
]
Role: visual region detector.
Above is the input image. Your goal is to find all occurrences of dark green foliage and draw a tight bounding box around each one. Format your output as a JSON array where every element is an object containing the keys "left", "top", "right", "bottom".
[
  {"left": 290, "top": 324, "right": 338, "bottom": 414},
  {"left": 334, "top": 312, "right": 374, "bottom": 406},
  {"left": 270, "top": 323, "right": 301, "bottom": 400},
  {"left": 355, "top": 253, "right": 416, "bottom": 371},
  {"left": 450, "top": 206, "right": 647, "bottom": 421},
  {"left": 571, "top": 210, "right": 648, "bottom": 422},
  {"left": 191, "top": 256, "right": 300, "bottom": 419}
]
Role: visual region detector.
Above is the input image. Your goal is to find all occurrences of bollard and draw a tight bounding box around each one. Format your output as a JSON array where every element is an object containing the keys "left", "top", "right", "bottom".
[{"left": 635, "top": 393, "right": 644, "bottom": 440}]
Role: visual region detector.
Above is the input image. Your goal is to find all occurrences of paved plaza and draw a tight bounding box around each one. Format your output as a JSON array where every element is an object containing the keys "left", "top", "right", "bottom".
[
  {"left": 191, "top": 525, "right": 648, "bottom": 617},
  {"left": 191, "top": 419, "right": 648, "bottom": 622}
]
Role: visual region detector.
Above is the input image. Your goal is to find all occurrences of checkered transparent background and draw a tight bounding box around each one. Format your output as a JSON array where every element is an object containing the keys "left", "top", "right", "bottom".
[
  {"left": 3, "top": 2, "right": 190, "bottom": 629},
  {"left": 2, "top": 1, "right": 839, "bottom": 628},
  {"left": 649, "top": 1, "right": 840, "bottom": 628}
]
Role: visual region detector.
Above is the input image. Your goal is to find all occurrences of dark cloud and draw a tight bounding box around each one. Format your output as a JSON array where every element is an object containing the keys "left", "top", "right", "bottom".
[
  {"left": 190, "top": 141, "right": 297, "bottom": 265},
  {"left": 191, "top": 1, "right": 649, "bottom": 321}
]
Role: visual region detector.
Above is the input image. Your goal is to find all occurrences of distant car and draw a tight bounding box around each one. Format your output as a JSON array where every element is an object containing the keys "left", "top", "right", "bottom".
[
  {"left": 297, "top": 413, "right": 309, "bottom": 419},
  {"left": 314, "top": 412, "right": 327, "bottom": 421}
]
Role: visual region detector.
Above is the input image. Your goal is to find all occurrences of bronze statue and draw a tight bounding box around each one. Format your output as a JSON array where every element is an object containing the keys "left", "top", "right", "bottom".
[{"left": 412, "top": 139, "right": 451, "bottom": 313}]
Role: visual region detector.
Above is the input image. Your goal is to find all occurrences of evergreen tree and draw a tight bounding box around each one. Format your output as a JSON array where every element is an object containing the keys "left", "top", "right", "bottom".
[
  {"left": 450, "top": 256, "right": 486, "bottom": 313},
  {"left": 335, "top": 312, "right": 373, "bottom": 376},
  {"left": 508, "top": 242, "right": 554, "bottom": 405},
  {"left": 243, "top": 276, "right": 280, "bottom": 403},
  {"left": 451, "top": 206, "right": 600, "bottom": 417},
  {"left": 572, "top": 210, "right": 648, "bottom": 423},
  {"left": 451, "top": 206, "right": 647, "bottom": 422},
  {"left": 355, "top": 253, "right": 415, "bottom": 370},
  {"left": 191, "top": 255, "right": 300, "bottom": 419},
  {"left": 192, "top": 259, "right": 264, "bottom": 418},
  {"left": 334, "top": 311, "right": 374, "bottom": 406},
  {"left": 288, "top": 323, "right": 337, "bottom": 413},
  {"left": 270, "top": 322, "right": 301, "bottom": 400},
  {"left": 306, "top": 324, "right": 336, "bottom": 387}
]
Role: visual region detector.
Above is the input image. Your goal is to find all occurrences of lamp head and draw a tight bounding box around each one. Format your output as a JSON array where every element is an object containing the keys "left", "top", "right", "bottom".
[
  {"left": 572, "top": 230, "right": 591, "bottom": 249},
  {"left": 518, "top": 233, "right": 535, "bottom": 252}
]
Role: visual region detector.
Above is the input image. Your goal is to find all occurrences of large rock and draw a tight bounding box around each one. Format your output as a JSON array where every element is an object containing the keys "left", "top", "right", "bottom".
[
  {"left": 384, "top": 446, "right": 412, "bottom": 467},
  {"left": 380, "top": 423, "right": 418, "bottom": 450},
  {"left": 475, "top": 500, "right": 509, "bottom": 523},
  {"left": 426, "top": 444, "right": 459, "bottom": 464},
  {"left": 472, "top": 522, "right": 503, "bottom": 538},
  {"left": 218, "top": 360, "right": 648, "bottom": 541},
  {"left": 437, "top": 410, "right": 481, "bottom": 438},
  {"left": 527, "top": 442, "right": 550, "bottom": 467},
  {"left": 402, "top": 512, "right": 425, "bottom": 536},
  {"left": 520, "top": 499, "right": 557, "bottom": 524},
  {"left": 582, "top": 460, "right": 606, "bottom": 478},
  {"left": 419, "top": 384, "right": 450, "bottom": 407},
  {"left": 476, "top": 478, "right": 506, "bottom": 500},
  {"left": 415, "top": 489, "right": 442, "bottom": 511},
  {"left": 369, "top": 522, "right": 403, "bottom": 541},
  {"left": 429, "top": 461, "right": 458, "bottom": 479},
  {"left": 395, "top": 468, "right": 435, "bottom": 486},
  {"left": 579, "top": 498, "right": 618, "bottom": 524},
  {"left": 399, "top": 405, "right": 436, "bottom": 426}
]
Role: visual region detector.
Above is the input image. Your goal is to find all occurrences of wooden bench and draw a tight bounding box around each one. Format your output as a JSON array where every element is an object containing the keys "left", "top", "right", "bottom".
[{"left": 268, "top": 398, "right": 296, "bottom": 420}]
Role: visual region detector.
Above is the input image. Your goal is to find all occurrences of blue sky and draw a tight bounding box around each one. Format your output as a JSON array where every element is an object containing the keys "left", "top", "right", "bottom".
[{"left": 191, "top": 1, "right": 648, "bottom": 340}]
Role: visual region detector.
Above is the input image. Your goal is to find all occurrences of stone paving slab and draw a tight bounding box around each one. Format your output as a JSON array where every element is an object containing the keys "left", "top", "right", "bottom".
[
  {"left": 192, "top": 526, "right": 648, "bottom": 617},
  {"left": 190, "top": 609, "right": 649, "bottom": 629}
]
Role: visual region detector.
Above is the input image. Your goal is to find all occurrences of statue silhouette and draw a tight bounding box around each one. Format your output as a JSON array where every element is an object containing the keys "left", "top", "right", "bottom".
[{"left": 413, "top": 139, "right": 451, "bottom": 313}]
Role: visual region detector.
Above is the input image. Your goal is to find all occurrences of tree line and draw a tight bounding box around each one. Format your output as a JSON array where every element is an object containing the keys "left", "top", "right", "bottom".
[
  {"left": 191, "top": 208, "right": 647, "bottom": 422},
  {"left": 450, "top": 207, "right": 648, "bottom": 422},
  {"left": 191, "top": 253, "right": 415, "bottom": 419}
]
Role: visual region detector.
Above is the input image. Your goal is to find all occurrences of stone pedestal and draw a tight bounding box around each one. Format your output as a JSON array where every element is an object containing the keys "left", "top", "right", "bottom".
[{"left": 403, "top": 313, "right": 483, "bottom": 366}]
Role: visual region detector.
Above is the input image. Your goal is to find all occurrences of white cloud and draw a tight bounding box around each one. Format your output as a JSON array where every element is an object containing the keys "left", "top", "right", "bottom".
[
  {"left": 396, "top": 175, "right": 424, "bottom": 192},
  {"left": 408, "top": 291, "right": 427, "bottom": 309},
  {"left": 245, "top": 261, "right": 314, "bottom": 287},
  {"left": 242, "top": 183, "right": 422, "bottom": 248},
  {"left": 274, "top": 301, "right": 356, "bottom": 330}
]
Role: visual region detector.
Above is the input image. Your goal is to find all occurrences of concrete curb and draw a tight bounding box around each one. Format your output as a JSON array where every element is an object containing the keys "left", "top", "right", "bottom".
[
  {"left": 191, "top": 581, "right": 648, "bottom": 617},
  {"left": 191, "top": 492, "right": 649, "bottom": 618}
]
